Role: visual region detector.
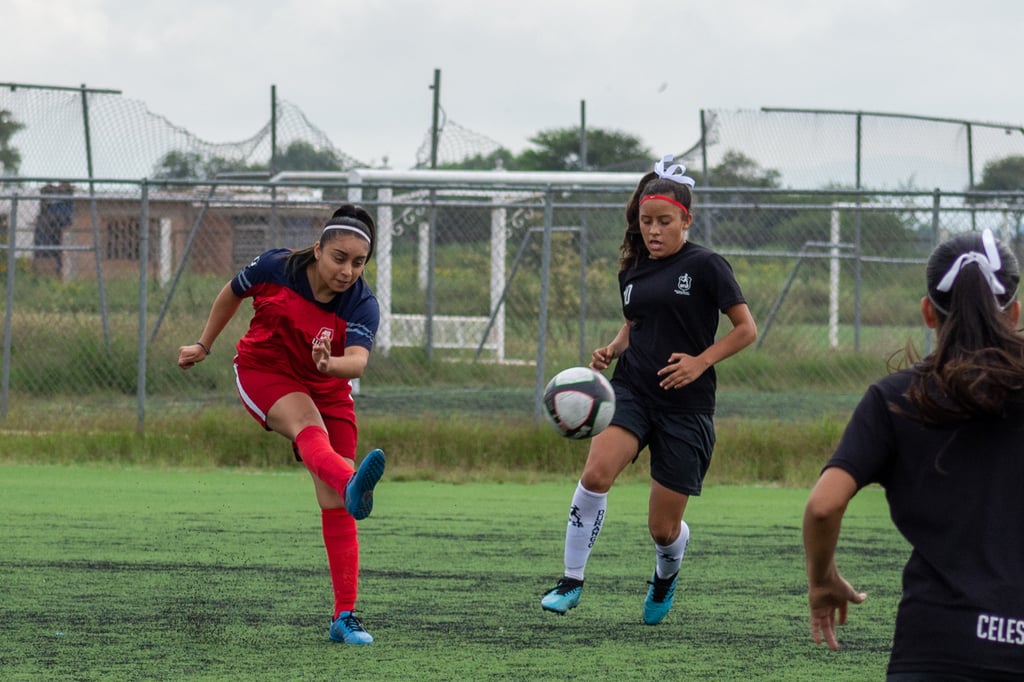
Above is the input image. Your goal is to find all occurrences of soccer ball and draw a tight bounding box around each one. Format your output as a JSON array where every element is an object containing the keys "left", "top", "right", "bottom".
[{"left": 542, "top": 366, "right": 616, "bottom": 439}]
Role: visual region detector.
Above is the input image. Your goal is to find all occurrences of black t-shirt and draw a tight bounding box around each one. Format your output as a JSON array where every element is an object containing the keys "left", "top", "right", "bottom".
[
  {"left": 827, "top": 370, "right": 1024, "bottom": 679},
  {"left": 613, "top": 241, "right": 746, "bottom": 413}
]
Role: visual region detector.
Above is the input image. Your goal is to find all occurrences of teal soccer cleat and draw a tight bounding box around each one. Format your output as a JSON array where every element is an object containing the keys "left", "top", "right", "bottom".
[
  {"left": 642, "top": 571, "right": 678, "bottom": 625},
  {"left": 329, "top": 611, "right": 373, "bottom": 644},
  {"left": 541, "top": 577, "right": 584, "bottom": 614},
  {"left": 345, "top": 449, "right": 385, "bottom": 520}
]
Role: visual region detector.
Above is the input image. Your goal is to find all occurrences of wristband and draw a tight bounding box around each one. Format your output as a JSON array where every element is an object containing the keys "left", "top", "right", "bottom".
[{"left": 195, "top": 340, "right": 211, "bottom": 355}]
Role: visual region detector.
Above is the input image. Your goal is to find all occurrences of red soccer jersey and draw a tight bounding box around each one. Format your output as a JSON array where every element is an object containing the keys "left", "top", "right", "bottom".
[{"left": 230, "top": 249, "right": 380, "bottom": 405}]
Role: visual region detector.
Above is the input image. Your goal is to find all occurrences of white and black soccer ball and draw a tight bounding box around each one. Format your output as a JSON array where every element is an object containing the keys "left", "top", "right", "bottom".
[{"left": 542, "top": 366, "right": 616, "bottom": 440}]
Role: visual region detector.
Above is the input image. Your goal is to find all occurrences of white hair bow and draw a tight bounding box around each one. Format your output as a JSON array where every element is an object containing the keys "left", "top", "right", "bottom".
[
  {"left": 935, "top": 228, "right": 1005, "bottom": 295},
  {"left": 653, "top": 154, "right": 695, "bottom": 187}
]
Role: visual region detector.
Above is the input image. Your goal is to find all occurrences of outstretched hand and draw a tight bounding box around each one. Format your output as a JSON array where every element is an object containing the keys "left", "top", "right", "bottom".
[
  {"left": 590, "top": 346, "right": 615, "bottom": 371},
  {"left": 313, "top": 331, "right": 332, "bottom": 373},
  {"left": 808, "top": 574, "right": 867, "bottom": 651}
]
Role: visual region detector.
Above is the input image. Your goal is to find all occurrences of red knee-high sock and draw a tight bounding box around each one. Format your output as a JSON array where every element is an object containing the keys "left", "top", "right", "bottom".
[
  {"left": 295, "top": 425, "right": 354, "bottom": 496},
  {"left": 322, "top": 507, "right": 359, "bottom": 617}
]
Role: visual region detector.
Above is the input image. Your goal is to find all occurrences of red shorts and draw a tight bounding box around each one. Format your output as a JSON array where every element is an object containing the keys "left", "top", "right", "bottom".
[{"left": 233, "top": 363, "right": 357, "bottom": 459}]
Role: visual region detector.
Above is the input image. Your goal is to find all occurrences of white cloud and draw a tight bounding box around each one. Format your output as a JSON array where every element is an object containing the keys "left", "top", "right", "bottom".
[{"left": 4, "top": 0, "right": 1024, "bottom": 169}]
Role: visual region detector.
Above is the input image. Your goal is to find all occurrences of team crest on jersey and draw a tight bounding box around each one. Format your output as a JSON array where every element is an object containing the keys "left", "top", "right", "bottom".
[
  {"left": 314, "top": 327, "right": 333, "bottom": 343},
  {"left": 674, "top": 273, "right": 692, "bottom": 295}
]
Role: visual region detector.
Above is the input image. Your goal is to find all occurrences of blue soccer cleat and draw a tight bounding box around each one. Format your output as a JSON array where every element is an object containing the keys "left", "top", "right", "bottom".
[
  {"left": 642, "top": 571, "right": 678, "bottom": 625},
  {"left": 541, "top": 577, "right": 584, "bottom": 614},
  {"left": 329, "top": 611, "right": 373, "bottom": 645},
  {"left": 345, "top": 449, "right": 385, "bottom": 520}
]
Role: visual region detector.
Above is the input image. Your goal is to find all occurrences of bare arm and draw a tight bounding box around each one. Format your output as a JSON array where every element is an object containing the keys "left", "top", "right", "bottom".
[
  {"left": 177, "top": 282, "right": 243, "bottom": 370},
  {"left": 590, "top": 322, "right": 630, "bottom": 371},
  {"left": 803, "top": 467, "right": 867, "bottom": 651},
  {"left": 312, "top": 332, "right": 371, "bottom": 379},
  {"left": 658, "top": 302, "right": 758, "bottom": 389}
]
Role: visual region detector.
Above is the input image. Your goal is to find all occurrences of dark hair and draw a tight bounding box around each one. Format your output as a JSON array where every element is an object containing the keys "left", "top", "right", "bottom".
[
  {"left": 901, "top": 231, "right": 1024, "bottom": 425},
  {"left": 285, "top": 204, "right": 376, "bottom": 279},
  {"left": 619, "top": 172, "right": 693, "bottom": 272}
]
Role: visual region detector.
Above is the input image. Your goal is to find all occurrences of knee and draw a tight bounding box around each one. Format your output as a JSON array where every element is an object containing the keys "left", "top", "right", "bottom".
[
  {"left": 579, "top": 454, "right": 626, "bottom": 494},
  {"left": 579, "top": 470, "right": 615, "bottom": 494},
  {"left": 649, "top": 522, "right": 680, "bottom": 546}
]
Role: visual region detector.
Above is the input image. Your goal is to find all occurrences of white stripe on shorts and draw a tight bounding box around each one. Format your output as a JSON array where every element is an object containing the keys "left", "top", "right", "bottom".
[{"left": 233, "top": 362, "right": 267, "bottom": 423}]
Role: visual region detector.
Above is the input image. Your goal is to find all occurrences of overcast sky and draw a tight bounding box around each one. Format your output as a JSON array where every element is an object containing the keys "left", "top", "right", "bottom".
[{"left": 6, "top": 0, "right": 1024, "bottom": 170}]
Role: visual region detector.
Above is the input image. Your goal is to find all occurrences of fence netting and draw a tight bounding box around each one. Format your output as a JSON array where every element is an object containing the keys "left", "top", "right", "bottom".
[
  {"left": 0, "top": 85, "right": 365, "bottom": 179},
  {"left": 5, "top": 176, "right": 1024, "bottom": 432},
  {"left": 698, "top": 109, "right": 1024, "bottom": 190},
  {"left": 5, "top": 87, "right": 1024, "bottom": 432}
]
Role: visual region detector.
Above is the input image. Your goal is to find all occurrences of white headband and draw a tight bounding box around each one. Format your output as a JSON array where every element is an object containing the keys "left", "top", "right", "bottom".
[
  {"left": 935, "top": 228, "right": 1005, "bottom": 296},
  {"left": 323, "top": 223, "right": 371, "bottom": 247},
  {"left": 653, "top": 154, "right": 696, "bottom": 187}
]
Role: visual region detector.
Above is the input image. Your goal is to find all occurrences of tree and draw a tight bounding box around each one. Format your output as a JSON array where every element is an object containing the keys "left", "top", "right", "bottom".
[
  {"left": 974, "top": 155, "right": 1024, "bottom": 193},
  {"left": 518, "top": 127, "right": 651, "bottom": 171},
  {"left": 152, "top": 150, "right": 265, "bottom": 181},
  {"left": 203, "top": 156, "right": 266, "bottom": 178},
  {"left": 689, "top": 151, "right": 786, "bottom": 248},
  {"left": 0, "top": 109, "right": 25, "bottom": 175},
  {"left": 441, "top": 126, "right": 651, "bottom": 172},
  {"left": 438, "top": 148, "right": 518, "bottom": 171},
  {"left": 274, "top": 141, "right": 344, "bottom": 172},
  {"left": 152, "top": 150, "right": 205, "bottom": 180},
  {"left": 971, "top": 155, "right": 1024, "bottom": 252},
  {"left": 152, "top": 140, "right": 347, "bottom": 182},
  {"left": 698, "top": 150, "right": 782, "bottom": 188}
]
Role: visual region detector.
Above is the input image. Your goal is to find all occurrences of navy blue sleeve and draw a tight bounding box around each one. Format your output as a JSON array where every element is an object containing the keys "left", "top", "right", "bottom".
[
  {"left": 230, "top": 249, "right": 290, "bottom": 297},
  {"left": 337, "top": 279, "right": 380, "bottom": 351},
  {"left": 345, "top": 297, "right": 379, "bottom": 351}
]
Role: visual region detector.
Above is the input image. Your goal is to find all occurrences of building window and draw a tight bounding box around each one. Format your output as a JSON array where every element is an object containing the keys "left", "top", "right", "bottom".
[
  {"left": 106, "top": 218, "right": 137, "bottom": 260},
  {"left": 105, "top": 218, "right": 159, "bottom": 261}
]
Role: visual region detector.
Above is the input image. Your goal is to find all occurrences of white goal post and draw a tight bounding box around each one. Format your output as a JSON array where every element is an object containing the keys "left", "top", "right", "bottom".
[{"left": 270, "top": 168, "right": 638, "bottom": 362}]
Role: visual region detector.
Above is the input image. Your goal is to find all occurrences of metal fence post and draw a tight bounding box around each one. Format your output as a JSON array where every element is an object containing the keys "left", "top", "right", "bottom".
[
  {"left": 136, "top": 180, "right": 150, "bottom": 432},
  {"left": 426, "top": 190, "right": 437, "bottom": 360},
  {"left": 924, "top": 188, "right": 944, "bottom": 355},
  {"left": 149, "top": 183, "right": 218, "bottom": 343},
  {"left": 533, "top": 187, "right": 555, "bottom": 421},
  {"left": 80, "top": 84, "right": 112, "bottom": 349},
  {"left": 578, "top": 190, "right": 589, "bottom": 365},
  {"left": 1, "top": 194, "right": 18, "bottom": 418}
]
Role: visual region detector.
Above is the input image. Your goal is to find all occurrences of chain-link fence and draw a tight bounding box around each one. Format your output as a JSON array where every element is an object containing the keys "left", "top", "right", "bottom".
[
  {"left": 695, "top": 108, "right": 1024, "bottom": 190},
  {"left": 4, "top": 172, "right": 1023, "bottom": 432},
  {"left": 9, "top": 84, "right": 1024, "bottom": 191}
]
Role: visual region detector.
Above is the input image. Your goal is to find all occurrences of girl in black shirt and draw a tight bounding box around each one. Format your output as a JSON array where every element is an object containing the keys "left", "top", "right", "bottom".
[
  {"left": 541, "top": 156, "right": 757, "bottom": 624},
  {"left": 804, "top": 229, "right": 1024, "bottom": 680}
]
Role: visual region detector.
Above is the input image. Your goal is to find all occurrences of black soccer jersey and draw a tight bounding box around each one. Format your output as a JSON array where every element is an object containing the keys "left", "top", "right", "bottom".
[
  {"left": 613, "top": 241, "right": 746, "bottom": 413},
  {"left": 827, "top": 370, "right": 1024, "bottom": 679}
]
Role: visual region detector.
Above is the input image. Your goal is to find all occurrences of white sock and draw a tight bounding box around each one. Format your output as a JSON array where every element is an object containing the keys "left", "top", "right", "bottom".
[
  {"left": 654, "top": 520, "right": 690, "bottom": 579},
  {"left": 562, "top": 481, "right": 607, "bottom": 581}
]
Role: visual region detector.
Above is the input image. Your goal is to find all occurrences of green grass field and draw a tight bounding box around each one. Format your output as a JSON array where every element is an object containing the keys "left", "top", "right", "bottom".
[{"left": 0, "top": 464, "right": 908, "bottom": 681}]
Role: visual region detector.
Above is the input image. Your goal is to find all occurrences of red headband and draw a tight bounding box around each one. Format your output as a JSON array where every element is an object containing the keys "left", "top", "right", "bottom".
[{"left": 640, "top": 194, "right": 690, "bottom": 216}]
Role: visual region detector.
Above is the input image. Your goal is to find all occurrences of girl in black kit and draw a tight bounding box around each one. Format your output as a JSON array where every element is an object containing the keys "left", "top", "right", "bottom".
[
  {"left": 803, "top": 229, "right": 1024, "bottom": 680},
  {"left": 541, "top": 155, "right": 757, "bottom": 624}
]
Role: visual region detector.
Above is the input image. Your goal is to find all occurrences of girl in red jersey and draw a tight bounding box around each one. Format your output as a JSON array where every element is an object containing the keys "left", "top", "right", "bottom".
[
  {"left": 804, "top": 229, "right": 1024, "bottom": 680},
  {"left": 541, "top": 156, "right": 758, "bottom": 624},
  {"left": 177, "top": 204, "right": 385, "bottom": 645}
]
